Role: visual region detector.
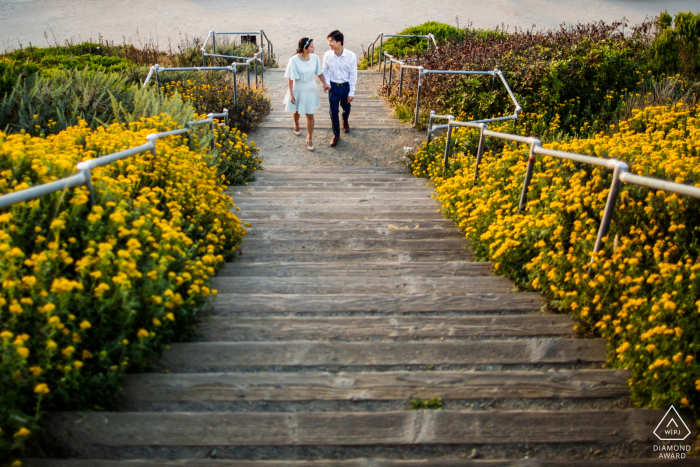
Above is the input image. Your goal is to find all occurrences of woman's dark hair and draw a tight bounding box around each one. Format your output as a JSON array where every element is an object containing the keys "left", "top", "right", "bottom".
[
  {"left": 327, "top": 30, "right": 344, "bottom": 45},
  {"left": 296, "top": 37, "right": 313, "bottom": 54}
]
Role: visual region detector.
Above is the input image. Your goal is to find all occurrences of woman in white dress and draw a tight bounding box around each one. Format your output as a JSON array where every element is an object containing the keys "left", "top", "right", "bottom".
[{"left": 283, "top": 37, "right": 328, "bottom": 151}]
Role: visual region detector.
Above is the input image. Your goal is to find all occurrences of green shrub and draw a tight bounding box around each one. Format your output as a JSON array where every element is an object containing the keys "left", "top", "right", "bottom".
[
  {"left": 0, "top": 68, "right": 198, "bottom": 137},
  {"left": 160, "top": 71, "right": 271, "bottom": 133},
  {"left": 384, "top": 19, "right": 654, "bottom": 138},
  {"left": 649, "top": 11, "right": 700, "bottom": 77}
]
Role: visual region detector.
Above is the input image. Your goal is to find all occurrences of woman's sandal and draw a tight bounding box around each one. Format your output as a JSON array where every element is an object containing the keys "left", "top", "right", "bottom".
[
  {"left": 293, "top": 124, "right": 301, "bottom": 136},
  {"left": 306, "top": 139, "right": 315, "bottom": 151}
]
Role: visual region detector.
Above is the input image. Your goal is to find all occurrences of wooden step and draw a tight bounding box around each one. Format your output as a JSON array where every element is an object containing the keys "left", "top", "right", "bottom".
[
  {"left": 210, "top": 276, "right": 513, "bottom": 294},
  {"left": 239, "top": 239, "right": 469, "bottom": 253},
  {"left": 21, "top": 459, "right": 700, "bottom": 467},
  {"left": 46, "top": 409, "right": 670, "bottom": 451},
  {"left": 247, "top": 181, "right": 428, "bottom": 188},
  {"left": 216, "top": 261, "right": 493, "bottom": 277},
  {"left": 236, "top": 221, "right": 456, "bottom": 229},
  {"left": 238, "top": 213, "right": 449, "bottom": 221},
  {"left": 232, "top": 192, "right": 435, "bottom": 200},
  {"left": 212, "top": 292, "right": 541, "bottom": 314},
  {"left": 244, "top": 228, "right": 464, "bottom": 241},
  {"left": 231, "top": 198, "right": 440, "bottom": 206},
  {"left": 232, "top": 250, "right": 475, "bottom": 263},
  {"left": 259, "top": 167, "right": 410, "bottom": 174},
  {"left": 158, "top": 339, "right": 605, "bottom": 370},
  {"left": 236, "top": 205, "right": 446, "bottom": 214},
  {"left": 240, "top": 187, "right": 434, "bottom": 194},
  {"left": 197, "top": 315, "right": 573, "bottom": 340},
  {"left": 125, "top": 369, "right": 629, "bottom": 403}
]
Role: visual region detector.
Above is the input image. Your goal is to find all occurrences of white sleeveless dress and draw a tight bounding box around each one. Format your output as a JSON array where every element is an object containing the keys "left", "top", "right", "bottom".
[{"left": 283, "top": 54, "right": 322, "bottom": 114}]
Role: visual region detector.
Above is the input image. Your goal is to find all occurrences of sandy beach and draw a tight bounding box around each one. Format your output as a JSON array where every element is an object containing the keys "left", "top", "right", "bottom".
[{"left": 0, "top": 0, "right": 697, "bottom": 61}]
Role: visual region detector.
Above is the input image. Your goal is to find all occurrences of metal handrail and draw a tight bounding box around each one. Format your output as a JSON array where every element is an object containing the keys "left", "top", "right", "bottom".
[
  {"left": 384, "top": 52, "right": 522, "bottom": 125},
  {"left": 439, "top": 114, "right": 700, "bottom": 266},
  {"left": 0, "top": 110, "right": 229, "bottom": 210},
  {"left": 367, "top": 32, "right": 436, "bottom": 70},
  {"left": 201, "top": 29, "right": 273, "bottom": 72},
  {"left": 143, "top": 64, "right": 245, "bottom": 111}
]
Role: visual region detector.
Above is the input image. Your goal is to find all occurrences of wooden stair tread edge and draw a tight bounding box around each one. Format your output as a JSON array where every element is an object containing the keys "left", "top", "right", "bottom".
[
  {"left": 158, "top": 339, "right": 606, "bottom": 368},
  {"left": 46, "top": 409, "right": 676, "bottom": 448},
  {"left": 198, "top": 314, "right": 573, "bottom": 340},
  {"left": 22, "top": 458, "right": 700, "bottom": 466},
  {"left": 217, "top": 261, "right": 494, "bottom": 277},
  {"left": 212, "top": 292, "right": 540, "bottom": 313},
  {"left": 124, "top": 369, "right": 631, "bottom": 402}
]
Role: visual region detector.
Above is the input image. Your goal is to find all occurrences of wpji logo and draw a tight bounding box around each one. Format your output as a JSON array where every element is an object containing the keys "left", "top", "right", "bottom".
[{"left": 652, "top": 406, "right": 692, "bottom": 460}]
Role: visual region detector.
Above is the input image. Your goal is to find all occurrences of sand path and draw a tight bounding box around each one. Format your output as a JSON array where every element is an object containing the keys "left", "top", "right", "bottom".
[{"left": 0, "top": 0, "right": 696, "bottom": 60}]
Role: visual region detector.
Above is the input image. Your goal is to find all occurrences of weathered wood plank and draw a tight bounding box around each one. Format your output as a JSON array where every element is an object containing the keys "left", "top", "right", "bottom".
[
  {"left": 232, "top": 250, "right": 475, "bottom": 263},
  {"left": 244, "top": 228, "right": 463, "bottom": 241},
  {"left": 239, "top": 213, "right": 448, "bottom": 221},
  {"left": 22, "top": 459, "right": 700, "bottom": 467},
  {"left": 232, "top": 192, "right": 435, "bottom": 200},
  {"left": 231, "top": 198, "right": 437, "bottom": 206},
  {"left": 47, "top": 409, "right": 670, "bottom": 450},
  {"left": 240, "top": 187, "right": 435, "bottom": 194},
  {"left": 125, "top": 369, "right": 629, "bottom": 402},
  {"left": 217, "top": 261, "right": 493, "bottom": 277},
  {"left": 248, "top": 181, "right": 430, "bottom": 188},
  {"left": 197, "top": 315, "right": 572, "bottom": 340},
  {"left": 237, "top": 221, "right": 456, "bottom": 230},
  {"left": 159, "top": 339, "right": 605, "bottom": 369},
  {"left": 236, "top": 205, "right": 443, "bottom": 214},
  {"left": 210, "top": 276, "right": 513, "bottom": 294},
  {"left": 213, "top": 292, "right": 541, "bottom": 314},
  {"left": 239, "top": 239, "right": 468, "bottom": 253}
]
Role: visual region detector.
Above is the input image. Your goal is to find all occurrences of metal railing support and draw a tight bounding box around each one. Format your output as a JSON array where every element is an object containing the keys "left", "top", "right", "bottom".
[
  {"left": 399, "top": 66, "right": 405, "bottom": 97},
  {"left": 379, "top": 33, "right": 384, "bottom": 67},
  {"left": 414, "top": 68, "right": 424, "bottom": 125},
  {"left": 518, "top": 138, "right": 542, "bottom": 211},
  {"left": 592, "top": 161, "right": 628, "bottom": 260},
  {"left": 474, "top": 123, "right": 488, "bottom": 181}
]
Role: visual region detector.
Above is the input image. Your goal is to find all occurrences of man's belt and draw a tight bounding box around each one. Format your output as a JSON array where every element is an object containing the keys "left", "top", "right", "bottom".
[{"left": 331, "top": 82, "right": 349, "bottom": 87}]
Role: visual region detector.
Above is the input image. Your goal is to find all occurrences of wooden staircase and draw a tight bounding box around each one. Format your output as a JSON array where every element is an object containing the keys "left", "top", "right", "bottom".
[{"left": 27, "top": 167, "right": 697, "bottom": 466}]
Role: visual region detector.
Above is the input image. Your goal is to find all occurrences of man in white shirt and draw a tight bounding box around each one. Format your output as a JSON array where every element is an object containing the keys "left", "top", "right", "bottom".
[{"left": 322, "top": 30, "right": 358, "bottom": 147}]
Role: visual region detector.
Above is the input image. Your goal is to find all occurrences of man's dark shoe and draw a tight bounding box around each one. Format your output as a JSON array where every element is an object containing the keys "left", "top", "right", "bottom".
[
  {"left": 330, "top": 135, "right": 340, "bottom": 147},
  {"left": 342, "top": 119, "right": 350, "bottom": 133}
]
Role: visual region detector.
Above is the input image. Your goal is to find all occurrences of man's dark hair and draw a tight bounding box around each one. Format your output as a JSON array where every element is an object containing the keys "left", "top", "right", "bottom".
[{"left": 327, "top": 30, "right": 344, "bottom": 46}]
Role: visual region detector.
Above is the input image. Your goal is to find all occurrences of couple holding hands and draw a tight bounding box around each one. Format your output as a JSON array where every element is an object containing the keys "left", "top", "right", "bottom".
[{"left": 283, "top": 30, "right": 357, "bottom": 151}]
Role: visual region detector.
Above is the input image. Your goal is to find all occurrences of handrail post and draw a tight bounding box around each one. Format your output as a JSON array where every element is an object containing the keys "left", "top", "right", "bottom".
[
  {"left": 254, "top": 56, "right": 258, "bottom": 87},
  {"left": 443, "top": 119, "right": 454, "bottom": 168},
  {"left": 212, "top": 31, "right": 217, "bottom": 58},
  {"left": 518, "top": 138, "right": 541, "bottom": 211},
  {"left": 379, "top": 33, "right": 384, "bottom": 68},
  {"left": 232, "top": 67, "right": 239, "bottom": 111},
  {"left": 224, "top": 108, "right": 229, "bottom": 127},
  {"left": 155, "top": 66, "right": 161, "bottom": 92},
  {"left": 76, "top": 162, "right": 96, "bottom": 207},
  {"left": 259, "top": 30, "right": 265, "bottom": 71},
  {"left": 399, "top": 66, "right": 404, "bottom": 97},
  {"left": 388, "top": 60, "right": 393, "bottom": 96},
  {"left": 474, "top": 123, "right": 488, "bottom": 181},
  {"left": 208, "top": 113, "right": 215, "bottom": 151},
  {"left": 591, "top": 161, "right": 628, "bottom": 265},
  {"left": 427, "top": 111, "right": 435, "bottom": 143},
  {"left": 247, "top": 63, "right": 251, "bottom": 88},
  {"left": 382, "top": 53, "right": 387, "bottom": 86},
  {"left": 414, "top": 68, "right": 424, "bottom": 125},
  {"left": 146, "top": 134, "right": 157, "bottom": 156}
]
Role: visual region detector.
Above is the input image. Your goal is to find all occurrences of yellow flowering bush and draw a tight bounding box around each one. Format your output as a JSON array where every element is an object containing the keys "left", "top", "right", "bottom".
[
  {"left": 161, "top": 75, "right": 272, "bottom": 133},
  {"left": 411, "top": 104, "right": 700, "bottom": 413},
  {"left": 0, "top": 115, "right": 246, "bottom": 459}
]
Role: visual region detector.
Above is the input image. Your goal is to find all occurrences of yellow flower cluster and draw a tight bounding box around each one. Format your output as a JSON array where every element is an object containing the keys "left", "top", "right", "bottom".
[
  {"left": 0, "top": 115, "right": 248, "bottom": 454},
  {"left": 411, "top": 103, "right": 700, "bottom": 412}
]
